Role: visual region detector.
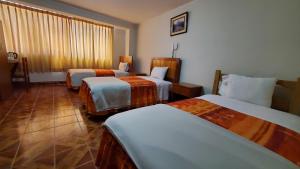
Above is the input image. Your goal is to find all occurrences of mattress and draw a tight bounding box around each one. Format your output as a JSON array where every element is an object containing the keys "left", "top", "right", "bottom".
[
  {"left": 80, "top": 76, "right": 172, "bottom": 113},
  {"left": 66, "top": 69, "right": 129, "bottom": 88}
]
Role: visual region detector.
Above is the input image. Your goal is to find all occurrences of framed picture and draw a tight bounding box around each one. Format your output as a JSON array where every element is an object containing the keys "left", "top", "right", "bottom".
[{"left": 170, "top": 12, "right": 188, "bottom": 36}]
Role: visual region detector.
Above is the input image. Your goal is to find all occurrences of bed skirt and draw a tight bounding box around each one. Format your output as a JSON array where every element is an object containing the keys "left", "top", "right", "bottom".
[{"left": 96, "top": 127, "right": 137, "bottom": 169}]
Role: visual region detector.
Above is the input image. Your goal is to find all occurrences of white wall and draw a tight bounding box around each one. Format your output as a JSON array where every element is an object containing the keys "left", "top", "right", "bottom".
[{"left": 136, "top": 0, "right": 300, "bottom": 93}]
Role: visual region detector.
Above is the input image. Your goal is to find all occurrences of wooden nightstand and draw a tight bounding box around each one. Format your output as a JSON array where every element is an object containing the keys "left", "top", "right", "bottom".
[
  {"left": 170, "top": 82, "right": 203, "bottom": 101},
  {"left": 129, "top": 72, "right": 147, "bottom": 76}
]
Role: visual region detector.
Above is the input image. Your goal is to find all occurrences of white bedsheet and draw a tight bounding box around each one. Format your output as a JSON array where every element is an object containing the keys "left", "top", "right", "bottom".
[
  {"left": 104, "top": 95, "right": 300, "bottom": 169},
  {"left": 139, "top": 76, "right": 172, "bottom": 101},
  {"left": 68, "top": 69, "right": 128, "bottom": 87},
  {"left": 84, "top": 76, "right": 171, "bottom": 112},
  {"left": 84, "top": 77, "right": 131, "bottom": 111},
  {"left": 113, "top": 70, "right": 129, "bottom": 77},
  {"left": 69, "top": 69, "right": 96, "bottom": 87}
]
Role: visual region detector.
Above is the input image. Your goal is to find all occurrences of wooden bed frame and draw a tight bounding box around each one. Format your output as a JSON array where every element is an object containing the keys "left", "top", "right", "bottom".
[
  {"left": 120, "top": 56, "right": 133, "bottom": 72},
  {"left": 212, "top": 70, "right": 300, "bottom": 116},
  {"left": 66, "top": 56, "right": 133, "bottom": 89},
  {"left": 150, "top": 57, "right": 181, "bottom": 83}
]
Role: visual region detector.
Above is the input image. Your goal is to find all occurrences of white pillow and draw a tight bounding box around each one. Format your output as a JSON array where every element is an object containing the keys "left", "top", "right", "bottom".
[
  {"left": 119, "top": 62, "right": 129, "bottom": 72},
  {"left": 219, "top": 74, "right": 276, "bottom": 107},
  {"left": 218, "top": 75, "right": 229, "bottom": 96},
  {"left": 150, "top": 67, "right": 168, "bottom": 80}
]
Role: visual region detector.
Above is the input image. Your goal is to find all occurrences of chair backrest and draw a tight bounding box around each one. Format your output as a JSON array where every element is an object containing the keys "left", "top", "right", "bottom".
[{"left": 22, "top": 57, "right": 30, "bottom": 84}]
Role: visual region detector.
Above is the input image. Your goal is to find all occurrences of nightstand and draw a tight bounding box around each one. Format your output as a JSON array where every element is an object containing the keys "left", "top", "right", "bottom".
[
  {"left": 129, "top": 72, "right": 147, "bottom": 76},
  {"left": 170, "top": 82, "right": 203, "bottom": 101}
]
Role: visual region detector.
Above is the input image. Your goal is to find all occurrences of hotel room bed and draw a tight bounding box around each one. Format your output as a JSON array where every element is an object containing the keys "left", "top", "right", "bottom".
[
  {"left": 79, "top": 58, "right": 181, "bottom": 115},
  {"left": 66, "top": 56, "right": 133, "bottom": 89},
  {"left": 95, "top": 70, "right": 300, "bottom": 169}
]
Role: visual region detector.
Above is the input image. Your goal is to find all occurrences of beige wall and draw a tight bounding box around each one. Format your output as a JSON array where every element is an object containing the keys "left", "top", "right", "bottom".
[
  {"left": 113, "top": 28, "right": 127, "bottom": 69},
  {"left": 136, "top": 0, "right": 300, "bottom": 93}
]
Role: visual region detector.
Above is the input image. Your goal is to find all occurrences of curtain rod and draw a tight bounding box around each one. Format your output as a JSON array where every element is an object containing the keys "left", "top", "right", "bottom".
[{"left": 0, "top": 0, "right": 114, "bottom": 29}]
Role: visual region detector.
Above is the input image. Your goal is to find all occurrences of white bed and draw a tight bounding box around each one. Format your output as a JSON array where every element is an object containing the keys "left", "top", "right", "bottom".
[
  {"left": 68, "top": 69, "right": 129, "bottom": 88},
  {"left": 103, "top": 94, "right": 300, "bottom": 169},
  {"left": 82, "top": 76, "right": 172, "bottom": 112}
]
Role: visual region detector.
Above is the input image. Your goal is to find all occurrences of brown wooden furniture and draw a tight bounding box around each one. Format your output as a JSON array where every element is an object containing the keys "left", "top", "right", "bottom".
[
  {"left": 150, "top": 57, "right": 181, "bottom": 83},
  {"left": 10, "top": 57, "right": 30, "bottom": 88},
  {"left": 171, "top": 82, "right": 203, "bottom": 101},
  {"left": 212, "top": 70, "right": 300, "bottom": 116},
  {"left": 129, "top": 72, "right": 147, "bottom": 76},
  {"left": 0, "top": 21, "right": 13, "bottom": 100},
  {"left": 119, "top": 55, "right": 133, "bottom": 72}
]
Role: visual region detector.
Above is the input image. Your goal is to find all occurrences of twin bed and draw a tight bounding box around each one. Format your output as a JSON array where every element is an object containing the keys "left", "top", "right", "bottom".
[
  {"left": 79, "top": 58, "right": 181, "bottom": 115},
  {"left": 66, "top": 56, "right": 133, "bottom": 88},
  {"left": 94, "top": 70, "right": 300, "bottom": 169}
]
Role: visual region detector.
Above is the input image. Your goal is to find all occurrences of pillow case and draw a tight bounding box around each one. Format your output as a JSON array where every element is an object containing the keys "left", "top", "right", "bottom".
[
  {"left": 219, "top": 74, "right": 276, "bottom": 107},
  {"left": 119, "top": 62, "right": 129, "bottom": 72},
  {"left": 150, "top": 67, "right": 169, "bottom": 80},
  {"left": 218, "top": 75, "right": 229, "bottom": 96}
]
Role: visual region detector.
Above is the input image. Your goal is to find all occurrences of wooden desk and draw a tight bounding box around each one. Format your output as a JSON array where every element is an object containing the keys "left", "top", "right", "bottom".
[{"left": 170, "top": 82, "right": 203, "bottom": 101}]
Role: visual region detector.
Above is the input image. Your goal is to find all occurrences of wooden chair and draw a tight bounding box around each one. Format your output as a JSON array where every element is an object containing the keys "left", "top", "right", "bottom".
[{"left": 11, "top": 57, "right": 30, "bottom": 88}]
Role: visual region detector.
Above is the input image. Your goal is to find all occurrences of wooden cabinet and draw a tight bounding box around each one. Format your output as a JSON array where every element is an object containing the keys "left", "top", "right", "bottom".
[
  {"left": 170, "top": 82, "right": 203, "bottom": 101},
  {"left": 0, "top": 21, "right": 12, "bottom": 100},
  {"left": 129, "top": 72, "right": 147, "bottom": 76}
]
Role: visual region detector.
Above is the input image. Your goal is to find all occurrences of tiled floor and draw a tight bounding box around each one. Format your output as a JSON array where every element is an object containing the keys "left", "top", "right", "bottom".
[{"left": 0, "top": 84, "right": 105, "bottom": 169}]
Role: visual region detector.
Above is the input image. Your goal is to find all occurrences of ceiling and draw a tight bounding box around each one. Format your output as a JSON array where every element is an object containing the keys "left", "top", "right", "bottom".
[{"left": 58, "top": 0, "right": 192, "bottom": 24}]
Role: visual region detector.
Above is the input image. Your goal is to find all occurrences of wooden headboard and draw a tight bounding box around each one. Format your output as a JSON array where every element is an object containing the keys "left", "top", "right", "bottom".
[
  {"left": 119, "top": 56, "right": 133, "bottom": 72},
  {"left": 212, "top": 70, "right": 300, "bottom": 115},
  {"left": 150, "top": 57, "right": 181, "bottom": 83}
]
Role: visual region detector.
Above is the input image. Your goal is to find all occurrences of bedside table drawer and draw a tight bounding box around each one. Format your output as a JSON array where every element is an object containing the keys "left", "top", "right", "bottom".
[{"left": 171, "top": 83, "right": 203, "bottom": 99}]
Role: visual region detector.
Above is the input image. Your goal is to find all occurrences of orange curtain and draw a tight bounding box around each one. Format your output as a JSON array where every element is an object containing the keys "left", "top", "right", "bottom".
[{"left": 0, "top": 2, "right": 113, "bottom": 72}]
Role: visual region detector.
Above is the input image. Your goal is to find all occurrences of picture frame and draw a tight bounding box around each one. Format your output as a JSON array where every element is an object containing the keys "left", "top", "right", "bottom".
[{"left": 170, "top": 12, "right": 189, "bottom": 36}]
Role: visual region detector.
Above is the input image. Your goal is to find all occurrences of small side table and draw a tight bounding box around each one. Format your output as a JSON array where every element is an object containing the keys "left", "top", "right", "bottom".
[
  {"left": 129, "top": 72, "right": 147, "bottom": 76},
  {"left": 170, "top": 82, "right": 203, "bottom": 101}
]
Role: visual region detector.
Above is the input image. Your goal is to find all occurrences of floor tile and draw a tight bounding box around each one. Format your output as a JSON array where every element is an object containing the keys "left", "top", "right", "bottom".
[
  {"left": 54, "top": 109, "right": 76, "bottom": 118},
  {"left": 55, "top": 115, "right": 78, "bottom": 127},
  {"left": 75, "top": 161, "right": 96, "bottom": 169},
  {"left": 26, "top": 120, "right": 54, "bottom": 133},
  {"left": 22, "top": 128, "right": 55, "bottom": 145},
  {"left": 0, "top": 84, "right": 104, "bottom": 169},
  {"left": 55, "top": 123, "right": 86, "bottom": 138},
  {"left": 14, "top": 141, "right": 54, "bottom": 169},
  {"left": 55, "top": 144, "right": 91, "bottom": 169}
]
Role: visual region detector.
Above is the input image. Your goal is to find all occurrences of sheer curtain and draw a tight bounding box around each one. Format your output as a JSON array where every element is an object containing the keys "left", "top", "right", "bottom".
[{"left": 0, "top": 2, "right": 113, "bottom": 72}]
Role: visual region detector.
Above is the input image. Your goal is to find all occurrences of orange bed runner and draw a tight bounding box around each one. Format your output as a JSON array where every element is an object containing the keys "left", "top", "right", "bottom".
[
  {"left": 66, "top": 69, "right": 115, "bottom": 89},
  {"left": 168, "top": 98, "right": 300, "bottom": 166},
  {"left": 119, "top": 76, "right": 157, "bottom": 108},
  {"left": 95, "top": 69, "right": 115, "bottom": 77}
]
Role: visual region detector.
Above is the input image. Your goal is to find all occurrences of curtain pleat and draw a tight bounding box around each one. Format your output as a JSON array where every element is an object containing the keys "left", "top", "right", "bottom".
[{"left": 0, "top": 3, "right": 113, "bottom": 72}]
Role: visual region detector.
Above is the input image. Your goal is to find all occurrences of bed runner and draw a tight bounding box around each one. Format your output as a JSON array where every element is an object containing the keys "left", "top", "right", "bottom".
[
  {"left": 119, "top": 76, "right": 157, "bottom": 108},
  {"left": 95, "top": 69, "right": 115, "bottom": 77},
  {"left": 168, "top": 98, "right": 300, "bottom": 166}
]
